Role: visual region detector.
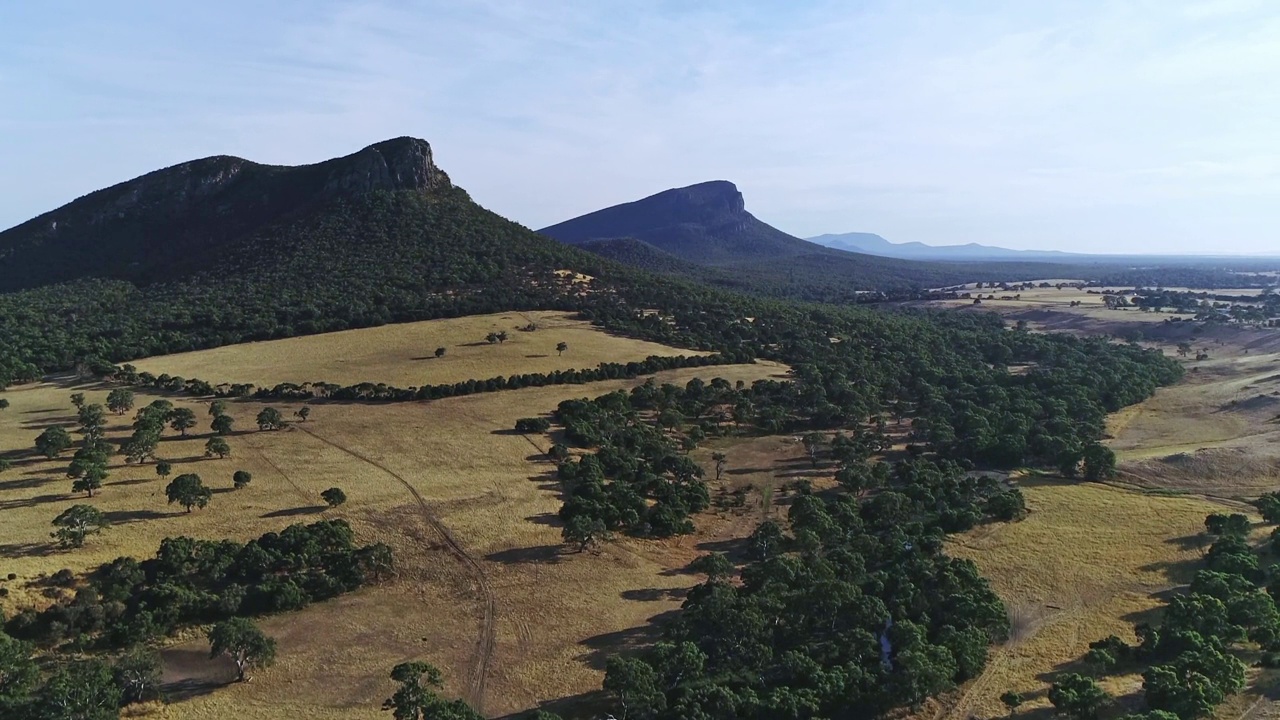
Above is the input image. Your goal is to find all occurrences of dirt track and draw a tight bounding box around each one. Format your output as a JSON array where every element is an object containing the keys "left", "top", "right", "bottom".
[{"left": 293, "top": 425, "right": 497, "bottom": 714}]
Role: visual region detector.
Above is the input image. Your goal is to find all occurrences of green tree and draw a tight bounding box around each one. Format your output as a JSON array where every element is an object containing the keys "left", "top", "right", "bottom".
[
  {"left": 802, "top": 432, "right": 825, "bottom": 467},
  {"left": 71, "top": 463, "right": 108, "bottom": 497},
  {"left": 556, "top": 341, "right": 568, "bottom": 356},
  {"left": 50, "top": 504, "right": 109, "bottom": 548},
  {"left": 603, "top": 655, "right": 666, "bottom": 720},
  {"left": 105, "top": 388, "right": 135, "bottom": 415},
  {"left": 155, "top": 461, "right": 172, "bottom": 480},
  {"left": 563, "top": 514, "right": 607, "bottom": 552},
  {"left": 1080, "top": 443, "right": 1116, "bottom": 481},
  {"left": 688, "top": 552, "right": 734, "bottom": 582},
  {"left": 0, "top": 398, "right": 9, "bottom": 410},
  {"left": 256, "top": 407, "right": 285, "bottom": 430},
  {"left": 77, "top": 403, "right": 108, "bottom": 441},
  {"left": 295, "top": 406, "right": 311, "bottom": 422},
  {"left": 33, "top": 658, "right": 121, "bottom": 720},
  {"left": 69, "top": 392, "right": 85, "bottom": 409},
  {"left": 434, "top": 347, "right": 446, "bottom": 358},
  {"left": 1001, "top": 690, "right": 1024, "bottom": 715},
  {"left": 1049, "top": 673, "right": 1110, "bottom": 720},
  {"left": 205, "top": 437, "right": 231, "bottom": 459},
  {"left": 168, "top": 407, "right": 197, "bottom": 436},
  {"left": 35, "top": 426, "right": 72, "bottom": 458},
  {"left": 211, "top": 413, "right": 235, "bottom": 435},
  {"left": 233, "top": 470, "right": 252, "bottom": 490},
  {"left": 0, "top": 631, "right": 40, "bottom": 710},
  {"left": 0, "top": 459, "right": 10, "bottom": 475},
  {"left": 113, "top": 645, "right": 162, "bottom": 705},
  {"left": 711, "top": 452, "right": 727, "bottom": 482},
  {"left": 321, "top": 487, "right": 347, "bottom": 507},
  {"left": 382, "top": 661, "right": 483, "bottom": 720},
  {"left": 207, "top": 618, "right": 276, "bottom": 682},
  {"left": 209, "top": 399, "right": 228, "bottom": 417},
  {"left": 166, "top": 473, "right": 212, "bottom": 512}
]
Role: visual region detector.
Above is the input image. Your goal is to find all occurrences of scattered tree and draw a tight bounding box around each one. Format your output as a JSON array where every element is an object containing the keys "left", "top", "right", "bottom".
[
  {"left": 1049, "top": 673, "right": 1110, "bottom": 720},
  {"left": 156, "top": 461, "right": 172, "bottom": 480},
  {"left": 712, "top": 451, "right": 728, "bottom": 482},
  {"left": 321, "top": 487, "right": 347, "bottom": 507},
  {"left": 168, "top": 407, "right": 197, "bottom": 436},
  {"left": 434, "top": 347, "right": 446, "bottom": 358},
  {"left": 166, "top": 473, "right": 212, "bottom": 512},
  {"left": 71, "top": 463, "right": 108, "bottom": 497},
  {"left": 0, "top": 398, "right": 9, "bottom": 410},
  {"left": 211, "top": 413, "right": 235, "bottom": 435},
  {"left": 514, "top": 417, "right": 551, "bottom": 433},
  {"left": 205, "top": 437, "right": 231, "bottom": 459},
  {"left": 35, "top": 426, "right": 72, "bottom": 458},
  {"left": 563, "top": 514, "right": 607, "bottom": 552},
  {"left": 1001, "top": 690, "right": 1024, "bottom": 715},
  {"left": 256, "top": 407, "right": 285, "bottom": 431},
  {"left": 382, "top": 661, "right": 482, "bottom": 720},
  {"left": 556, "top": 341, "right": 568, "bottom": 356},
  {"left": 51, "top": 504, "right": 110, "bottom": 548},
  {"left": 233, "top": 470, "right": 252, "bottom": 490},
  {"left": 802, "top": 432, "right": 825, "bottom": 467},
  {"left": 113, "top": 645, "right": 162, "bottom": 705},
  {"left": 209, "top": 399, "right": 228, "bottom": 417},
  {"left": 207, "top": 618, "right": 276, "bottom": 682},
  {"left": 295, "top": 406, "right": 311, "bottom": 422},
  {"left": 70, "top": 392, "right": 85, "bottom": 409},
  {"left": 105, "top": 388, "right": 135, "bottom": 415}
]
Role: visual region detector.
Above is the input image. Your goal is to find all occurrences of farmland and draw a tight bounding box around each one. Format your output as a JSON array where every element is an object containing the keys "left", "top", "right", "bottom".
[{"left": 0, "top": 314, "right": 786, "bottom": 718}]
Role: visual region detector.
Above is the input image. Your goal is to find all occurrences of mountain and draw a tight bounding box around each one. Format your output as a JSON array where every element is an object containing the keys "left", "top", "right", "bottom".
[
  {"left": 539, "top": 180, "right": 836, "bottom": 265},
  {"left": 0, "top": 137, "right": 453, "bottom": 291},
  {"left": 539, "top": 181, "right": 1091, "bottom": 292},
  {"left": 809, "top": 232, "right": 1081, "bottom": 262}
]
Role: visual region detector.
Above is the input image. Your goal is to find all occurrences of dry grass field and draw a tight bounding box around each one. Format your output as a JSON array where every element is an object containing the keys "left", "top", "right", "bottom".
[
  {"left": 130, "top": 310, "right": 707, "bottom": 388},
  {"left": 944, "top": 479, "right": 1235, "bottom": 719},
  {"left": 0, "top": 317, "right": 788, "bottom": 719}
]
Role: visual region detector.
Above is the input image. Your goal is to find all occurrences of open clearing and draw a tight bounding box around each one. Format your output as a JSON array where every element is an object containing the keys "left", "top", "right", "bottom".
[
  {"left": 130, "top": 310, "right": 707, "bottom": 388},
  {"left": 0, "top": 318, "right": 788, "bottom": 719},
  {"left": 945, "top": 479, "right": 1232, "bottom": 719}
]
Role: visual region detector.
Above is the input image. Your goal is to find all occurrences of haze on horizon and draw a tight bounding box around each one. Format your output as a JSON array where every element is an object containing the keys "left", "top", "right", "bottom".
[{"left": 1, "top": 1, "right": 1277, "bottom": 255}]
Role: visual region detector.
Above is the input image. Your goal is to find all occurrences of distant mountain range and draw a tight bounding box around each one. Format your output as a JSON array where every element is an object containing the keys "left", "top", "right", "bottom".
[{"left": 808, "top": 232, "right": 1081, "bottom": 262}]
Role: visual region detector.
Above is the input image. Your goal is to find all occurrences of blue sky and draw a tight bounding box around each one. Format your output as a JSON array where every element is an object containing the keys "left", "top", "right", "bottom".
[{"left": 2, "top": 1, "right": 1277, "bottom": 253}]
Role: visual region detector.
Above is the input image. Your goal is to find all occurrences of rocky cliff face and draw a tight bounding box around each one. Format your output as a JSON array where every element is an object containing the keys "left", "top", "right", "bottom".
[{"left": 322, "top": 137, "right": 452, "bottom": 196}]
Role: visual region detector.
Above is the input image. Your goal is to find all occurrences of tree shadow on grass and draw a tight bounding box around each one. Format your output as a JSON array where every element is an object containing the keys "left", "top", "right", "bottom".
[
  {"left": 0, "top": 541, "right": 58, "bottom": 558},
  {"left": 524, "top": 512, "right": 561, "bottom": 527},
  {"left": 261, "top": 505, "right": 326, "bottom": 519},
  {"left": 160, "top": 648, "right": 238, "bottom": 703},
  {"left": 621, "top": 587, "right": 687, "bottom": 602},
  {"left": 102, "top": 509, "right": 178, "bottom": 524},
  {"left": 494, "top": 690, "right": 610, "bottom": 720},
  {"left": 0, "top": 475, "right": 56, "bottom": 492},
  {"left": 107, "top": 477, "right": 154, "bottom": 488},
  {"left": 0, "top": 493, "right": 66, "bottom": 511},
  {"left": 578, "top": 608, "right": 680, "bottom": 671},
  {"left": 485, "top": 544, "right": 564, "bottom": 565}
]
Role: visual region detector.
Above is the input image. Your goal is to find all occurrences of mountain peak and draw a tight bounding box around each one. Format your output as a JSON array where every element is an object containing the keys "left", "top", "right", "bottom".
[
  {"left": 330, "top": 136, "right": 451, "bottom": 195},
  {"left": 656, "top": 180, "right": 745, "bottom": 213}
]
